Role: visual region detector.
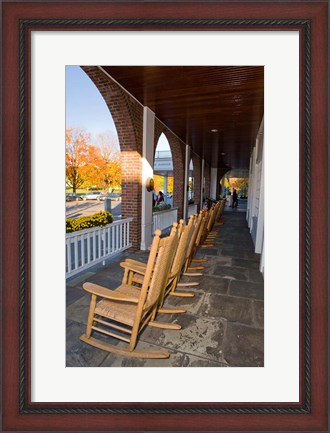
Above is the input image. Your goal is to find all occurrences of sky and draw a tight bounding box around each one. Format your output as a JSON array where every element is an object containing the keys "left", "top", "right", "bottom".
[{"left": 65, "top": 66, "right": 170, "bottom": 152}]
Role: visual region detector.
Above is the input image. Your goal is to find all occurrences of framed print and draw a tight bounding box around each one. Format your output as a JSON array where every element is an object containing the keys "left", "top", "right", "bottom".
[{"left": 1, "top": 1, "right": 328, "bottom": 432}]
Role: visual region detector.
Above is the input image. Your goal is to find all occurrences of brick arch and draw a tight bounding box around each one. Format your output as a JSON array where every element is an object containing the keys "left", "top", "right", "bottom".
[
  {"left": 81, "top": 66, "right": 143, "bottom": 249},
  {"left": 154, "top": 121, "right": 185, "bottom": 220}
]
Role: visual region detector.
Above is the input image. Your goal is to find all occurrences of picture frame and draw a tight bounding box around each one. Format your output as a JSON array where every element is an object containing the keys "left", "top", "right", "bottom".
[{"left": 1, "top": 1, "right": 328, "bottom": 432}]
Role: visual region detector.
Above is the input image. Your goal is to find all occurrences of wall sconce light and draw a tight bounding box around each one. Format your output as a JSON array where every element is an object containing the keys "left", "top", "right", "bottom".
[{"left": 146, "top": 177, "right": 155, "bottom": 192}]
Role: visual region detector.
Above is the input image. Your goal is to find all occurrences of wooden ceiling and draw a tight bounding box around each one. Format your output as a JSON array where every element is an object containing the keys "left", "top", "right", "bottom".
[{"left": 102, "top": 66, "right": 264, "bottom": 171}]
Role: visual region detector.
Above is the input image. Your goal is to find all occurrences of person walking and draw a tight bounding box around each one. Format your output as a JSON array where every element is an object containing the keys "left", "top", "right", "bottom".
[
  {"left": 156, "top": 191, "right": 164, "bottom": 204},
  {"left": 232, "top": 189, "right": 238, "bottom": 208}
]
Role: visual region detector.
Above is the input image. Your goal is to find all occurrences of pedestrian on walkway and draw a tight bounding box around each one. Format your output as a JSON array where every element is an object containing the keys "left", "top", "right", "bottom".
[
  {"left": 232, "top": 189, "right": 238, "bottom": 208},
  {"left": 156, "top": 191, "right": 164, "bottom": 204}
]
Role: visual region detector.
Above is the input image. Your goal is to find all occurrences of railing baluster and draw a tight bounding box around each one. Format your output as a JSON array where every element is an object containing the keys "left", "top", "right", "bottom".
[
  {"left": 87, "top": 232, "right": 91, "bottom": 264},
  {"left": 74, "top": 237, "right": 78, "bottom": 271},
  {"left": 116, "top": 225, "right": 119, "bottom": 251},
  {"left": 107, "top": 226, "right": 111, "bottom": 255},
  {"left": 111, "top": 225, "right": 114, "bottom": 253},
  {"left": 81, "top": 233, "right": 85, "bottom": 266},
  {"left": 98, "top": 227, "right": 101, "bottom": 258},
  {"left": 123, "top": 223, "right": 127, "bottom": 248},
  {"left": 93, "top": 231, "right": 96, "bottom": 261},
  {"left": 66, "top": 239, "right": 72, "bottom": 272},
  {"left": 119, "top": 223, "right": 123, "bottom": 249}
]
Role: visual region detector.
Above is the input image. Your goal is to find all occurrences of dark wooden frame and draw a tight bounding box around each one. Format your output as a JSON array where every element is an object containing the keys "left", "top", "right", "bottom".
[{"left": 2, "top": 1, "right": 328, "bottom": 432}]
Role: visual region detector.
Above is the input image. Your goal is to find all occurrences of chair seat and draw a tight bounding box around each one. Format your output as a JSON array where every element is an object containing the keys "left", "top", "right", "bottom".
[{"left": 95, "top": 284, "right": 140, "bottom": 326}]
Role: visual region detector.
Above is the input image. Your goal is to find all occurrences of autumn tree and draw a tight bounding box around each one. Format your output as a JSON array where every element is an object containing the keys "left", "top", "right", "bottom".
[
  {"left": 153, "top": 174, "right": 164, "bottom": 193},
  {"left": 66, "top": 128, "right": 92, "bottom": 193},
  {"left": 229, "top": 177, "right": 249, "bottom": 191},
  {"left": 167, "top": 176, "right": 174, "bottom": 193},
  {"left": 93, "top": 131, "right": 122, "bottom": 192},
  {"left": 66, "top": 129, "right": 122, "bottom": 193}
]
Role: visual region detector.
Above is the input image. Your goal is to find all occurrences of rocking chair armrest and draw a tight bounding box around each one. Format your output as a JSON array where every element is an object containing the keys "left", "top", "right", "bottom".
[
  {"left": 123, "top": 258, "right": 147, "bottom": 268},
  {"left": 119, "top": 262, "right": 147, "bottom": 275},
  {"left": 83, "top": 283, "right": 139, "bottom": 303}
]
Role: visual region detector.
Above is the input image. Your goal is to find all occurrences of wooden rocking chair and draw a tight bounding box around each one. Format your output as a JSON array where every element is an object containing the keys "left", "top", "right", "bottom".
[
  {"left": 201, "top": 202, "right": 221, "bottom": 247},
  {"left": 121, "top": 220, "right": 183, "bottom": 280},
  {"left": 80, "top": 228, "right": 180, "bottom": 359},
  {"left": 122, "top": 216, "right": 198, "bottom": 301}
]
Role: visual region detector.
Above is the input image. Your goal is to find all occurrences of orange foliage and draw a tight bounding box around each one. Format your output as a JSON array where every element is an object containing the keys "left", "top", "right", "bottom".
[{"left": 66, "top": 128, "right": 122, "bottom": 193}]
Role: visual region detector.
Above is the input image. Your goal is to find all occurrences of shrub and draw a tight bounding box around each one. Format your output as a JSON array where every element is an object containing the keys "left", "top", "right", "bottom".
[
  {"left": 66, "top": 211, "right": 114, "bottom": 233},
  {"left": 153, "top": 203, "right": 172, "bottom": 212}
]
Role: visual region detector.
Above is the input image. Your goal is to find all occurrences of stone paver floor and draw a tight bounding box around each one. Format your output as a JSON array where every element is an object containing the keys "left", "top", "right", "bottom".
[{"left": 66, "top": 207, "right": 264, "bottom": 367}]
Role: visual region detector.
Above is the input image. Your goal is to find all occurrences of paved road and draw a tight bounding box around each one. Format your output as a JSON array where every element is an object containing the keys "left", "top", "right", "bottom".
[{"left": 66, "top": 200, "right": 122, "bottom": 219}]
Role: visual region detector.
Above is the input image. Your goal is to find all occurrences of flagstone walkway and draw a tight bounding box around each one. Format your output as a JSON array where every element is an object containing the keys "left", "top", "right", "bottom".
[{"left": 66, "top": 206, "right": 264, "bottom": 367}]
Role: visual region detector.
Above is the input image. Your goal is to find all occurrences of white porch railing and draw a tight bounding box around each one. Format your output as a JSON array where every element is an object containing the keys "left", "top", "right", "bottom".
[
  {"left": 152, "top": 207, "right": 178, "bottom": 232},
  {"left": 188, "top": 204, "right": 198, "bottom": 217},
  {"left": 66, "top": 217, "right": 133, "bottom": 278}
]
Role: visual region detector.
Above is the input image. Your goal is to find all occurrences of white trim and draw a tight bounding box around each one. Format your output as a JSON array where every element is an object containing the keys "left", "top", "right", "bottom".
[
  {"left": 255, "top": 138, "right": 264, "bottom": 253},
  {"left": 183, "top": 144, "right": 190, "bottom": 222},
  {"left": 210, "top": 167, "right": 218, "bottom": 200},
  {"left": 200, "top": 158, "right": 205, "bottom": 207},
  {"left": 140, "top": 106, "right": 155, "bottom": 250}
]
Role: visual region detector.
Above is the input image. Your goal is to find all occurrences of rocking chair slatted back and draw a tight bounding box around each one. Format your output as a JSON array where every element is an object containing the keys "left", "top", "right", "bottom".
[
  {"left": 184, "top": 211, "right": 204, "bottom": 268},
  {"left": 169, "top": 215, "right": 195, "bottom": 279},
  {"left": 196, "top": 210, "right": 208, "bottom": 246},
  {"left": 185, "top": 212, "right": 203, "bottom": 263},
  {"left": 145, "top": 225, "right": 179, "bottom": 308}
]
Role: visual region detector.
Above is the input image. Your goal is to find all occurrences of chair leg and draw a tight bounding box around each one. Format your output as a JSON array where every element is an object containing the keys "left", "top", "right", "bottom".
[
  {"left": 85, "top": 294, "right": 97, "bottom": 338},
  {"left": 177, "top": 281, "right": 199, "bottom": 287},
  {"left": 80, "top": 335, "right": 170, "bottom": 359},
  {"left": 158, "top": 307, "right": 187, "bottom": 314},
  {"left": 169, "top": 291, "right": 194, "bottom": 297},
  {"left": 183, "top": 272, "right": 203, "bottom": 277},
  {"left": 148, "top": 320, "right": 181, "bottom": 330}
]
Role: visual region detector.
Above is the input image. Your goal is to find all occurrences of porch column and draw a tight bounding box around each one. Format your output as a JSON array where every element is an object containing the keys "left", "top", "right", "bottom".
[
  {"left": 247, "top": 148, "right": 255, "bottom": 227},
  {"left": 183, "top": 144, "right": 190, "bottom": 222},
  {"left": 210, "top": 167, "right": 218, "bottom": 200},
  {"left": 255, "top": 128, "right": 264, "bottom": 253},
  {"left": 141, "top": 107, "right": 155, "bottom": 250},
  {"left": 163, "top": 175, "right": 168, "bottom": 199},
  {"left": 200, "top": 158, "right": 205, "bottom": 209},
  {"left": 221, "top": 175, "right": 226, "bottom": 197}
]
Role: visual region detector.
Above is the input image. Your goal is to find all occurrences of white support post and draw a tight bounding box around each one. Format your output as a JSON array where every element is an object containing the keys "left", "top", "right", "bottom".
[
  {"left": 247, "top": 148, "right": 256, "bottom": 228},
  {"left": 246, "top": 153, "right": 253, "bottom": 224},
  {"left": 221, "top": 176, "right": 226, "bottom": 198},
  {"left": 255, "top": 128, "right": 264, "bottom": 254},
  {"left": 255, "top": 134, "right": 264, "bottom": 253},
  {"left": 183, "top": 144, "right": 190, "bottom": 222},
  {"left": 141, "top": 107, "right": 155, "bottom": 250},
  {"left": 163, "top": 175, "right": 168, "bottom": 199},
  {"left": 200, "top": 158, "right": 205, "bottom": 209},
  {"left": 210, "top": 167, "right": 218, "bottom": 200}
]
